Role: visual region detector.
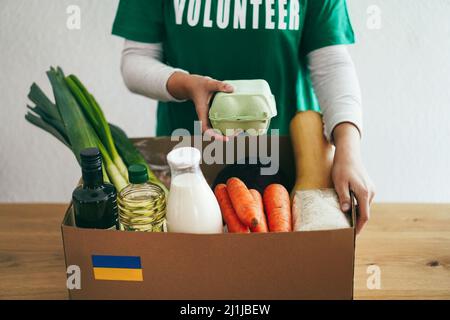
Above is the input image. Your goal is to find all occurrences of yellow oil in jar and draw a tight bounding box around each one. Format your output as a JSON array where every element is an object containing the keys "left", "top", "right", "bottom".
[{"left": 118, "top": 164, "right": 166, "bottom": 232}]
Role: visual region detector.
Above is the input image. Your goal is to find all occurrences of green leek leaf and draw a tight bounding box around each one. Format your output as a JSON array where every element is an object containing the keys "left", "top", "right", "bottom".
[{"left": 65, "top": 75, "right": 128, "bottom": 180}]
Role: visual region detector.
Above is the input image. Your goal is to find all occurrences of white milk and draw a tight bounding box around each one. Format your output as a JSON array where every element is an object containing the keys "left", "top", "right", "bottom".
[{"left": 166, "top": 147, "right": 223, "bottom": 234}]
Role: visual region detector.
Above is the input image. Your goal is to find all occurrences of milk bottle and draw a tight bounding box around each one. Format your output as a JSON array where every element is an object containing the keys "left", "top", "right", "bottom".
[{"left": 166, "top": 147, "right": 223, "bottom": 234}]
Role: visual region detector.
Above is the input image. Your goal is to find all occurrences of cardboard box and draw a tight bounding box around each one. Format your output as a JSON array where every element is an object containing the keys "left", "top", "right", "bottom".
[{"left": 62, "top": 136, "right": 356, "bottom": 300}]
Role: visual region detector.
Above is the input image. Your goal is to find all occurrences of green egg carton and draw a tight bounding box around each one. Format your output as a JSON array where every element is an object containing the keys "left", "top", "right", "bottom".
[{"left": 209, "top": 80, "right": 277, "bottom": 136}]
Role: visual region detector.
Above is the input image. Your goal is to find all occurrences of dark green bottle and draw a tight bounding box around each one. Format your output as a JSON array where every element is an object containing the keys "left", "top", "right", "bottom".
[{"left": 72, "top": 148, "right": 118, "bottom": 229}]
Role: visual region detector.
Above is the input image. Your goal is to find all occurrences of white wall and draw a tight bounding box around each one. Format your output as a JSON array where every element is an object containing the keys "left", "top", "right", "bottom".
[{"left": 0, "top": 0, "right": 449, "bottom": 203}]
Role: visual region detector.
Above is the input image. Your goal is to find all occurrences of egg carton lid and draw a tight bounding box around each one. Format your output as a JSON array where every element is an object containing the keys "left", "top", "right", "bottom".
[{"left": 209, "top": 80, "right": 277, "bottom": 121}]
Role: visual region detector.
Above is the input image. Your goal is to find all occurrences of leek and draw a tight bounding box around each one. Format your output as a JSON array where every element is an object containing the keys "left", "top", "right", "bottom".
[
  {"left": 25, "top": 112, "right": 70, "bottom": 147},
  {"left": 25, "top": 109, "right": 111, "bottom": 183},
  {"left": 25, "top": 66, "right": 166, "bottom": 193},
  {"left": 28, "top": 83, "right": 62, "bottom": 122},
  {"left": 65, "top": 75, "right": 128, "bottom": 180},
  {"left": 110, "top": 124, "right": 169, "bottom": 195},
  {"left": 47, "top": 67, "right": 97, "bottom": 163},
  {"left": 26, "top": 105, "right": 68, "bottom": 141},
  {"left": 96, "top": 138, "right": 127, "bottom": 191},
  {"left": 46, "top": 67, "right": 127, "bottom": 191}
]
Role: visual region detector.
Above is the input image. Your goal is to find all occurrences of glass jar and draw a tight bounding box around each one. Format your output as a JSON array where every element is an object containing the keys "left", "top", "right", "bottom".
[
  {"left": 166, "top": 147, "right": 223, "bottom": 234},
  {"left": 118, "top": 164, "right": 166, "bottom": 232}
]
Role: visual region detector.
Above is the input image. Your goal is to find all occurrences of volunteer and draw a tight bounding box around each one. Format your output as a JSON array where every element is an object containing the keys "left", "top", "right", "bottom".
[{"left": 112, "top": 0, "right": 375, "bottom": 233}]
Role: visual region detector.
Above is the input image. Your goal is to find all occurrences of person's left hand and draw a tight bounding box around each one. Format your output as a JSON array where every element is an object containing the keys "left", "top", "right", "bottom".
[{"left": 332, "top": 123, "right": 376, "bottom": 234}]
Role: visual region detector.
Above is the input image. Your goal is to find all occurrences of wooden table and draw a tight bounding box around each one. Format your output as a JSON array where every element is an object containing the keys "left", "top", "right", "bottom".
[{"left": 0, "top": 203, "right": 449, "bottom": 300}]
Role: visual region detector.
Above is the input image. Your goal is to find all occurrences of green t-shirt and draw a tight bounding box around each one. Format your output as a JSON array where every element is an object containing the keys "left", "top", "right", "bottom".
[{"left": 112, "top": 0, "right": 354, "bottom": 136}]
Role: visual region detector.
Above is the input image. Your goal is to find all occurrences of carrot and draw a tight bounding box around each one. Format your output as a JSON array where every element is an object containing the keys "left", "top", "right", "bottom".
[
  {"left": 226, "top": 178, "right": 260, "bottom": 228},
  {"left": 249, "top": 189, "right": 268, "bottom": 233},
  {"left": 263, "top": 184, "right": 292, "bottom": 232},
  {"left": 214, "top": 184, "right": 249, "bottom": 233}
]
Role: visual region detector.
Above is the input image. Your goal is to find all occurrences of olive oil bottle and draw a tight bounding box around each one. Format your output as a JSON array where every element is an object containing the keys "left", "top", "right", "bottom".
[{"left": 72, "top": 148, "right": 118, "bottom": 229}]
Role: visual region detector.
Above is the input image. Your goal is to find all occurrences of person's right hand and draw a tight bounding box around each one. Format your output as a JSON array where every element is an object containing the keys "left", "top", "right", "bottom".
[{"left": 167, "top": 72, "right": 234, "bottom": 141}]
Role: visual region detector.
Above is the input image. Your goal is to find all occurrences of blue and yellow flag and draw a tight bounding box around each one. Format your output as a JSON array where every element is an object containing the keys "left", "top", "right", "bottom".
[{"left": 92, "top": 255, "right": 143, "bottom": 282}]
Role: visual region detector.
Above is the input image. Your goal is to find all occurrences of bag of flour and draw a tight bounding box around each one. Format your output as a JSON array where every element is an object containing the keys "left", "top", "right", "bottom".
[{"left": 292, "top": 188, "right": 351, "bottom": 231}]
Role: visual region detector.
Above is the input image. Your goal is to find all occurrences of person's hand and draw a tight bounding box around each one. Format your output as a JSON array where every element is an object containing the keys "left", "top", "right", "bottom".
[
  {"left": 332, "top": 123, "right": 376, "bottom": 234},
  {"left": 167, "top": 72, "right": 234, "bottom": 141}
]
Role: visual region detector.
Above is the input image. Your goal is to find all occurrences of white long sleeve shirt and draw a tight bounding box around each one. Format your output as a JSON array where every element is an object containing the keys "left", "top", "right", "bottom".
[{"left": 120, "top": 40, "right": 362, "bottom": 141}]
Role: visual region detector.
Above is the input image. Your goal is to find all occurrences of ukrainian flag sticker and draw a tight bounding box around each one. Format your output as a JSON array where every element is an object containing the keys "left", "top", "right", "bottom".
[{"left": 92, "top": 255, "right": 143, "bottom": 282}]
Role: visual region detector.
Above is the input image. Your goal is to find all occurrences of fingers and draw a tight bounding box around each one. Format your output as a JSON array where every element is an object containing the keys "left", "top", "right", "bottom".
[
  {"left": 206, "top": 78, "right": 234, "bottom": 93},
  {"left": 353, "top": 183, "right": 373, "bottom": 235},
  {"left": 204, "top": 128, "right": 229, "bottom": 142},
  {"left": 191, "top": 76, "right": 234, "bottom": 141},
  {"left": 195, "top": 77, "right": 233, "bottom": 141},
  {"left": 355, "top": 182, "right": 375, "bottom": 234},
  {"left": 335, "top": 174, "right": 376, "bottom": 235},
  {"left": 193, "top": 99, "right": 229, "bottom": 142},
  {"left": 335, "top": 180, "right": 352, "bottom": 213},
  {"left": 194, "top": 100, "right": 211, "bottom": 131}
]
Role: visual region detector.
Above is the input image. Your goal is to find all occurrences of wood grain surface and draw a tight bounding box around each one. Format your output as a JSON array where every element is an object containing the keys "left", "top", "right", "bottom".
[{"left": 0, "top": 203, "right": 449, "bottom": 300}]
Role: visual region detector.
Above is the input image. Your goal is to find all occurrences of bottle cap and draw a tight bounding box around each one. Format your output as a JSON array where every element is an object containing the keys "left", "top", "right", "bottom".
[
  {"left": 80, "top": 148, "right": 103, "bottom": 186},
  {"left": 128, "top": 164, "right": 148, "bottom": 184},
  {"left": 167, "top": 147, "right": 201, "bottom": 170},
  {"left": 80, "top": 148, "right": 101, "bottom": 170}
]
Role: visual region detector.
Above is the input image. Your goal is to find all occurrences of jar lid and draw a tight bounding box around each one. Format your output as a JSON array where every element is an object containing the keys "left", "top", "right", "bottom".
[
  {"left": 128, "top": 164, "right": 148, "bottom": 184},
  {"left": 167, "top": 147, "right": 201, "bottom": 169}
]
